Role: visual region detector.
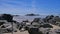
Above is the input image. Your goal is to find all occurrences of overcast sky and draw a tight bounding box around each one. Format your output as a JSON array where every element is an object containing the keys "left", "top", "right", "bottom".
[{"left": 0, "top": 0, "right": 60, "bottom": 15}]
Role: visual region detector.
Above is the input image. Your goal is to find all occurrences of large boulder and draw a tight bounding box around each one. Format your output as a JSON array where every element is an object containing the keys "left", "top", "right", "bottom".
[
  {"left": 1, "top": 23, "right": 17, "bottom": 33},
  {"left": 43, "top": 15, "right": 54, "bottom": 22},
  {"left": 2, "top": 14, "right": 13, "bottom": 22},
  {"left": 0, "top": 20, "right": 7, "bottom": 26},
  {"left": 40, "top": 24, "right": 53, "bottom": 28},
  {"left": 32, "top": 18, "right": 41, "bottom": 22},
  {"left": 28, "top": 28, "right": 43, "bottom": 34}
]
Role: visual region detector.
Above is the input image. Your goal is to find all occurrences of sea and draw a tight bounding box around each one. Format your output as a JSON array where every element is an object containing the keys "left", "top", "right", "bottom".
[{"left": 13, "top": 15, "right": 46, "bottom": 22}]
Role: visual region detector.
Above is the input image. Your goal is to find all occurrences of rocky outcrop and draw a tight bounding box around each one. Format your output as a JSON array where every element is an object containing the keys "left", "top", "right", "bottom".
[{"left": 0, "top": 14, "right": 17, "bottom": 33}]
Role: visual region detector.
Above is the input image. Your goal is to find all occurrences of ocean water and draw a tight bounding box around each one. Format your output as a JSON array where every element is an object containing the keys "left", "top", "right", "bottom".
[{"left": 13, "top": 15, "right": 46, "bottom": 22}]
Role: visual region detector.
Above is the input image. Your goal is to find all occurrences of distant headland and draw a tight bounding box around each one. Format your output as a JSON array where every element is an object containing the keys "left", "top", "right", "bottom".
[{"left": 25, "top": 13, "right": 40, "bottom": 16}]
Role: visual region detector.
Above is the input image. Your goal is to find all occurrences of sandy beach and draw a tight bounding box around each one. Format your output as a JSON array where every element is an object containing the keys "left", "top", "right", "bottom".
[{"left": 4, "top": 30, "right": 29, "bottom": 34}]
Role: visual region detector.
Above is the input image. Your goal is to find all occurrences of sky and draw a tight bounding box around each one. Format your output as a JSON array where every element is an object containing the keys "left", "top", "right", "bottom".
[{"left": 0, "top": 0, "right": 60, "bottom": 15}]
